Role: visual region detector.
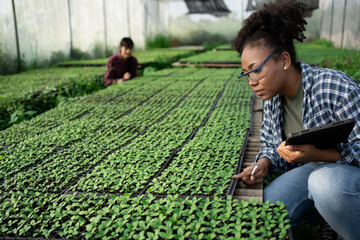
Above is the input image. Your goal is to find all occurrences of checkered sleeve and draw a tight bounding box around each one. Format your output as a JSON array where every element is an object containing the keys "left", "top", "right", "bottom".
[
  {"left": 335, "top": 89, "right": 360, "bottom": 167},
  {"left": 255, "top": 101, "right": 282, "bottom": 174}
]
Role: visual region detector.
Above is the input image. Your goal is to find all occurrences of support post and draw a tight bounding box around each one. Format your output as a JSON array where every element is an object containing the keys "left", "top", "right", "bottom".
[
  {"left": 11, "top": 0, "right": 21, "bottom": 72},
  {"left": 67, "top": 0, "right": 73, "bottom": 58}
]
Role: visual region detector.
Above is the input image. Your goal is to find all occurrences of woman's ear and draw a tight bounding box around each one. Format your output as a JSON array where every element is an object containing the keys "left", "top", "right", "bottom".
[{"left": 281, "top": 51, "right": 291, "bottom": 70}]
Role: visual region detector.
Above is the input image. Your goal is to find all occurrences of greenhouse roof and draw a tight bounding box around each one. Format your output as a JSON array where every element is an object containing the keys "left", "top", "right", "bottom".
[{"left": 184, "top": 0, "right": 231, "bottom": 17}]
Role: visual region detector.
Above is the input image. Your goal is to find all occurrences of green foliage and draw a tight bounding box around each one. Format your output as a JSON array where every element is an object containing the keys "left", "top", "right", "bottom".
[
  {"left": 0, "top": 67, "right": 105, "bottom": 130},
  {"left": 179, "top": 50, "right": 240, "bottom": 63},
  {"left": 321, "top": 51, "right": 360, "bottom": 81},
  {"left": 71, "top": 47, "right": 91, "bottom": 60},
  {"left": 203, "top": 42, "right": 225, "bottom": 51},
  {"left": 151, "top": 73, "right": 252, "bottom": 196},
  {"left": 295, "top": 40, "right": 354, "bottom": 66},
  {"left": 142, "top": 66, "right": 157, "bottom": 76},
  {"left": 312, "top": 38, "right": 334, "bottom": 48},
  {"left": 146, "top": 34, "right": 171, "bottom": 49},
  {"left": 0, "top": 192, "right": 291, "bottom": 239},
  {"left": 0, "top": 48, "right": 17, "bottom": 75},
  {"left": 0, "top": 67, "right": 291, "bottom": 239},
  {"left": 213, "top": 44, "right": 232, "bottom": 50},
  {"left": 92, "top": 42, "right": 106, "bottom": 59},
  {"left": 49, "top": 51, "right": 68, "bottom": 66},
  {"left": 59, "top": 48, "right": 196, "bottom": 71}
]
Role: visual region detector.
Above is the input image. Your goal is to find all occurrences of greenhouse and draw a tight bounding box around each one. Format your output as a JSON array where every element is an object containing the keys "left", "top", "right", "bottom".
[{"left": 0, "top": 0, "right": 359, "bottom": 239}]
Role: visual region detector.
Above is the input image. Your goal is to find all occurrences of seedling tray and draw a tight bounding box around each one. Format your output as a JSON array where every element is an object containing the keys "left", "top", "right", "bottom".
[{"left": 226, "top": 130, "right": 250, "bottom": 197}]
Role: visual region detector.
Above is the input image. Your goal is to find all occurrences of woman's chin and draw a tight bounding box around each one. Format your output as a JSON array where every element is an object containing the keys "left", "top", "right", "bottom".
[{"left": 258, "top": 92, "right": 275, "bottom": 101}]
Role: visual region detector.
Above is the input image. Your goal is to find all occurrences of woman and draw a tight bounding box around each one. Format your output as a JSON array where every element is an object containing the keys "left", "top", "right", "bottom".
[
  {"left": 231, "top": 1, "right": 360, "bottom": 239},
  {"left": 104, "top": 37, "right": 138, "bottom": 87}
]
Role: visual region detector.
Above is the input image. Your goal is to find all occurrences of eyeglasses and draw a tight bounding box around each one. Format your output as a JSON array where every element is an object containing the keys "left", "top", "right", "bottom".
[{"left": 238, "top": 51, "right": 282, "bottom": 82}]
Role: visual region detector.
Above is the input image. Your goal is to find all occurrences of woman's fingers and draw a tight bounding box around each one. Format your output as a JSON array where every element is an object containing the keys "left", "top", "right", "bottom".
[{"left": 232, "top": 165, "right": 265, "bottom": 185}]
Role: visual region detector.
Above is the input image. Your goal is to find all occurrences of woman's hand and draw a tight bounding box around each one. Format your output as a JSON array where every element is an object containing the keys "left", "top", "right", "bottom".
[
  {"left": 277, "top": 141, "right": 342, "bottom": 163},
  {"left": 123, "top": 72, "right": 131, "bottom": 81},
  {"left": 277, "top": 141, "right": 317, "bottom": 163},
  {"left": 232, "top": 158, "right": 271, "bottom": 185}
]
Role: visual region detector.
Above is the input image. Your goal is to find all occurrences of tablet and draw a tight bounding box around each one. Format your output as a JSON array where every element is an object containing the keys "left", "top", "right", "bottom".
[{"left": 285, "top": 119, "right": 355, "bottom": 149}]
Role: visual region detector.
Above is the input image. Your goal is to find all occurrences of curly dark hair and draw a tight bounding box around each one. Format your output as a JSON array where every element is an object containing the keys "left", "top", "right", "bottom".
[{"left": 232, "top": 0, "right": 307, "bottom": 68}]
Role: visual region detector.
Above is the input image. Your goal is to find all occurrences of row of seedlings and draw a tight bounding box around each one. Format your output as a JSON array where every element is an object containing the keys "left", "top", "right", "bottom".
[
  {"left": 0, "top": 67, "right": 106, "bottom": 101},
  {"left": 0, "top": 69, "right": 209, "bottom": 192},
  {"left": 149, "top": 71, "right": 253, "bottom": 197},
  {"left": 0, "top": 67, "right": 107, "bottom": 130},
  {"left": 68, "top": 69, "right": 232, "bottom": 195},
  {"left": 178, "top": 51, "right": 240, "bottom": 63},
  {"left": 0, "top": 191, "right": 290, "bottom": 239},
  {"left": 0, "top": 74, "right": 157, "bottom": 146},
  {"left": 0, "top": 75, "right": 177, "bottom": 184},
  {"left": 0, "top": 68, "right": 292, "bottom": 239}
]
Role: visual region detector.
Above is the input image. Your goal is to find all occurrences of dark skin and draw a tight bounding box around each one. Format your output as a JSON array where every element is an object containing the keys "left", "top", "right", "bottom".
[{"left": 232, "top": 44, "right": 342, "bottom": 184}]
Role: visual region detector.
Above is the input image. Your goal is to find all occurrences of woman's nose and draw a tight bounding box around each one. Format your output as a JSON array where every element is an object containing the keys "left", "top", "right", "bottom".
[{"left": 248, "top": 79, "right": 258, "bottom": 87}]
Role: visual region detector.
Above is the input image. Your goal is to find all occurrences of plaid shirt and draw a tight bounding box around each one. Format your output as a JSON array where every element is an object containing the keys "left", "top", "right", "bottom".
[
  {"left": 104, "top": 53, "right": 138, "bottom": 87},
  {"left": 256, "top": 62, "right": 360, "bottom": 174}
]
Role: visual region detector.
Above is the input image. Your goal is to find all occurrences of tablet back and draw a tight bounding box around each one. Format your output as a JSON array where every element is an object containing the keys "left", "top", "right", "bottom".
[{"left": 285, "top": 119, "right": 355, "bottom": 149}]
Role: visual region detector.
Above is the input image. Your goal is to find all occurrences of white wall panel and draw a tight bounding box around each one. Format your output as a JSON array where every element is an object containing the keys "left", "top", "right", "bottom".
[{"left": 15, "top": 0, "right": 70, "bottom": 63}]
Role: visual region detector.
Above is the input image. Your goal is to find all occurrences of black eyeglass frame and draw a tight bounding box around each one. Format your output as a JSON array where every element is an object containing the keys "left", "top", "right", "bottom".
[{"left": 237, "top": 51, "right": 282, "bottom": 80}]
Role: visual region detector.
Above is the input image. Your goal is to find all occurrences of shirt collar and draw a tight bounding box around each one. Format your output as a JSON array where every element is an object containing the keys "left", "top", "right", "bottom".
[{"left": 299, "top": 61, "right": 314, "bottom": 95}]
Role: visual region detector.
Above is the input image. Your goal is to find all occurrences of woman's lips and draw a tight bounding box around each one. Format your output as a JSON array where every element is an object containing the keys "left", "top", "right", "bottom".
[{"left": 255, "top": 90, "right": 264, "bottom": 96}]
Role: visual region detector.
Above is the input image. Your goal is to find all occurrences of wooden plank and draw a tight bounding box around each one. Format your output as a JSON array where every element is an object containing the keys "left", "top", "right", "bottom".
[
  {"left": 234, "top": 93, "right": 264, "bottom": 202},
  {"left": 245, "top": 146, "right": 260, "bottom": 151},
  {"left": 234, "top": 188, "right": 263, "bottom": 197},
  {"left": 247, "top": 137, "right": 260, "bottom": 143},
  {"left": 243, "top": 158, "right": 255, "bottom": 162},
  {"left": 237, "top": 181, "right": 263, "bottom": 189},
  {"left": 245, "top": 150, "right": 259, "bottom": 154},
  {"left": 245, "top": 143, "right": 261, "bottom": 148},
  {"left": 244, "top": 153, "right": 257, "bottom": 158}
]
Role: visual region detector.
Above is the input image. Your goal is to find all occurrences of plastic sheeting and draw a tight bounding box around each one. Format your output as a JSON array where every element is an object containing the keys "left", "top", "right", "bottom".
[
  {"left": 0, "top": 0, "right": 70, "bottom": 64},
  {"left": 0, "top": 0, "right": 17, "bottom": 60},
  {"left": 342, "top": 0, "right": 360, "bottom": 49},
  {"left": 104, "top": 0, "right": 130, "bottom": 52},
  {"left": 0, "top": 0, "right": 169, "bottom": 67},
  {"left": 15, "top": 0, "right": 70, "bottom": 63},
  {"left": 319, "top": 0, "right": 360, "bottom": 49},
  {"left": 69, "top": 0, "right": 105, "bottom": 55},
  {"left": 244, "top": 0, "right": 359, "bottom": 49},
  {"left": 145, "top": 0, "right": 169, "bottom": 40}
]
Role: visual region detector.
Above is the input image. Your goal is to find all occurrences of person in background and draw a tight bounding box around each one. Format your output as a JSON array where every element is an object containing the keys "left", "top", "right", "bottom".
[
  {"left": 231, "top": 1, "right": 360, "bottom": 239},
  {"left": 104, "top": 37, "right": 138, "bottom": 87}
]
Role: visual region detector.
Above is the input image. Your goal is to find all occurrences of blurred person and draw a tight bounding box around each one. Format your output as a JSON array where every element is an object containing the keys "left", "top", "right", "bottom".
[
  {"left": 231, "top": 1, "right": 360, "bottom": 239},
  {"left": 104, "top": 37, "right": 138, "bottom": 87}
]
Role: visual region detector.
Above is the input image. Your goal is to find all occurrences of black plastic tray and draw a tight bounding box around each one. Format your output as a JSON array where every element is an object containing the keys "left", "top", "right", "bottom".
[{"left": 226, "top": 130, "right": 250, "bottom": 197}]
